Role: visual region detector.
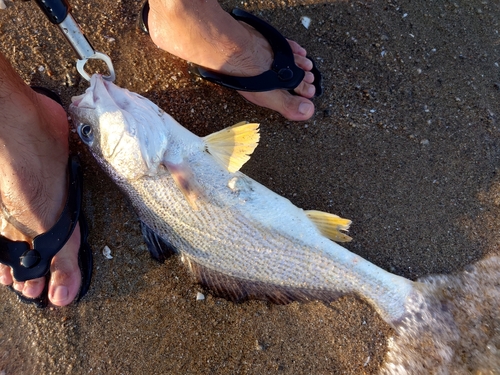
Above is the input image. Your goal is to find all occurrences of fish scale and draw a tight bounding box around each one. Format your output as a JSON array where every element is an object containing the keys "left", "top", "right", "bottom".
[{"left": 70, "top": 74, "right": 417, "bottom": 326}]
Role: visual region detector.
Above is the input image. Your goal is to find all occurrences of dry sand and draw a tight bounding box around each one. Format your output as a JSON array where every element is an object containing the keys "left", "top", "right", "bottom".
[{"left": 0, "top": 0, "right": 499, "bottom": 373}]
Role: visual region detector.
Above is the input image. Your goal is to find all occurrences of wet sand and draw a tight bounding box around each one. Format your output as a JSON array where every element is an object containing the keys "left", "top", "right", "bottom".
[{"left": 1, "top": 0, "right": 499, "bottom": 373}]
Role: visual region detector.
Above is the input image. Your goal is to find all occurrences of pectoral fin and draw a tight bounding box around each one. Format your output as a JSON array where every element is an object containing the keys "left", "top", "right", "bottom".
[
  {"left": 140, "top": 221, "right": 177, "bottom": 262},
  {"left": 203, "top": 121, "right": 260, "bottom": 173},
  {"left": 305, "top": 210, "right": 352, "bottom": 242},
  {"left": 165, "top": 161, "right": 205, "bottom": 210}
]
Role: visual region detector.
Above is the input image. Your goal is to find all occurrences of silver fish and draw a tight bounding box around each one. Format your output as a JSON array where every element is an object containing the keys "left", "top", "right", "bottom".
[{"left": 69, "top": 75, "right": 418, "bottom": 325}]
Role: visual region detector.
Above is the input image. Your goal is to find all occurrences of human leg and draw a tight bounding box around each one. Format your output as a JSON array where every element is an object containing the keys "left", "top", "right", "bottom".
[{"left": 0, "top": 53, "right": 83, "bottom": 306}]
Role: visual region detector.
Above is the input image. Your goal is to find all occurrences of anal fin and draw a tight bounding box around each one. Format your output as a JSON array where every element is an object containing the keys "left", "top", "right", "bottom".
[
  {"left": 140, "top": 221, "right": 177, "bottom": 262},
  {"left": 305, "top": 210, "right": 352, "bottom": 242},
  {"left": 184, "top": 256, "right": 343, "bottom": 304}
]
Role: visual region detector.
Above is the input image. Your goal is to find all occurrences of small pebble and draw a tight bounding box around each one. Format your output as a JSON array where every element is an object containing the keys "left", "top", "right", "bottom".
[
  {"left": 65, "top": 73, "right": 77, "bottom": 87},
  {"left": 300, "top": 16, "right": 311, "bottom": 29},
  {"left": 103, "top": 245, "right": 113, "bottom": 259},
  {"left": 0, "top": 0, "right": 6, "bottom": 10},
  {"left": 255, "top": 340, "right": 265, "bottom": 351},
  {"left": 196, "top": 292, "right": 205, "bottom": 301}
]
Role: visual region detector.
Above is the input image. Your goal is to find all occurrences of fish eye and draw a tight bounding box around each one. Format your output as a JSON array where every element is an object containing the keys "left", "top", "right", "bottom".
[
  {"left": 78, "top": 123, "right": 94, "bottom": 144},
  {"left": 81, "top": 124, "right": 92, "bottom": 137}
]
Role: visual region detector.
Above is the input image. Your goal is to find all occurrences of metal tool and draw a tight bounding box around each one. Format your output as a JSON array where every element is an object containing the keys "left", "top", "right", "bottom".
[{"left": 33, "top": 0, "right": 115, "bottom": 81}]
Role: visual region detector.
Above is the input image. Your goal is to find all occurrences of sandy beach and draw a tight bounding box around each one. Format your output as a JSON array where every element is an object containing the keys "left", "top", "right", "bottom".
[{"left": 1, "top": 0, "right": 499, "bottom": 373}]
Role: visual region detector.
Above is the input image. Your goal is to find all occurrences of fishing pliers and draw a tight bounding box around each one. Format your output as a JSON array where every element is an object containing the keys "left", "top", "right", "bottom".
[{"left": 32, "top": 0, "right": 115, "bottom": 81}]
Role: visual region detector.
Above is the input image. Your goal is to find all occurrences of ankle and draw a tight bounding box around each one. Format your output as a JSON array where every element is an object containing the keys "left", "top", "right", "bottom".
[
  {"left": 0, "top": 93, "right": 69, "bottom": 236},
  {"left": 0, "top": 160, "right": 67, "bottom": 236},
  {"left": 147, "top": 0, "right": 272, "bottom": 75}
]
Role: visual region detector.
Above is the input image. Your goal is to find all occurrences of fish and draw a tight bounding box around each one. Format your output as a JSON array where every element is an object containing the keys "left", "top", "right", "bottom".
[
  {"left": 69, "top": 74, "right": 419, "bottom": 326},
  {"left": 69, "top": 75, "right": 500, "bottom": 373}
]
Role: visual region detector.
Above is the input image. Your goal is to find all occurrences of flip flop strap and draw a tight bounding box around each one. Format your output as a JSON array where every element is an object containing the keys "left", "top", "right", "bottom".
[
  {"left": 0, "top": 156, "right": 82, "bottom": 282},
  {"left": 191, "top": 8, "right": 305, "bottom": 92}
]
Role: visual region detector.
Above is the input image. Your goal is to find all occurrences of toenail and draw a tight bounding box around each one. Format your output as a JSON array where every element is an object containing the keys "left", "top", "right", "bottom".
[
  {"left": 298, "top": 102, "right": 313, "bottom": 115},
  {"left": 0, "top": 275, "right": 8, "bottom": 285},
  {"left": 23, "top": 285, "right": 39, "bottom": 298},
  {"left": 51, "top": 285, "right": 69, "bottom": 303}
]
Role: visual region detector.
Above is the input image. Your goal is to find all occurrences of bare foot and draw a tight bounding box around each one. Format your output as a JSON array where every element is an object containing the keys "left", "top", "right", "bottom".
[
  {"left": 0, "top": 57, "right": 82, "bottom": 306},
  {"left": 147, "top": 0, "right": 316, "bottom": 121}
]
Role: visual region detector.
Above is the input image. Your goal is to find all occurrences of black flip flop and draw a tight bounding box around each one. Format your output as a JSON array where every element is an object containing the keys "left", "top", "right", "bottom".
[
  {"left": 0, "top": 155, "right": 93, "bottom": 308},
  {"left": 138, "top": 3, "right": 322, "bottom": 96},
  {"left": 31, "top": 86, "right": 64, "bottom": 106}
]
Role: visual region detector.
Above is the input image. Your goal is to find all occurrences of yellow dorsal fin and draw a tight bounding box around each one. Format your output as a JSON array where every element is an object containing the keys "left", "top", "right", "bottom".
[
  {"left": 203, "top": 121, "right": 260, "bottom": 173},
  {"left": 305, "top": 210, "right": 352, "bottom": 243}
]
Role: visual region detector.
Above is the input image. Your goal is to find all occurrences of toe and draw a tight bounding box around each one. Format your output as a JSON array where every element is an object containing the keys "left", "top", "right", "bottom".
[
  {"left": 49, "top": 282, "right": 71, "bottom": 306},
  {"left": 12, "top": 279, "right": 24, "bottom": 292},
  {"left": 239, "top": 89, "right": 315, "bottom": 121},
  {"left": 22, "top": 277, "right": 46, "bottom": 299},
  {"left": 287, "top": 39, "right": 307, "bottom": 57},
  {"left": 303, "top": 71, "right": 315, "bottom": 84},
  {"left": 284, "top": 96, "right": 315, "bottom": 120},
  {"left": 294, "top": 80, "right": 316, "bottom": 99},
  {"left": 294, "top": 55, "right": 313, "bottom": 72},
  {"left": 294, "top": 99, "right": 315, "bottom": 119},
  {"left": 0, "top": 263, "right": 13, "bottom": 285},
  {"left": 48, "top": 224, "right": 81, "bottom": 306}
]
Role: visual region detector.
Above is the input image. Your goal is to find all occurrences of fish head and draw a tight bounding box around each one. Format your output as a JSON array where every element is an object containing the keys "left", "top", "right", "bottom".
[{"left": 69, "top": 75, "right": 169, "bottom": 180}]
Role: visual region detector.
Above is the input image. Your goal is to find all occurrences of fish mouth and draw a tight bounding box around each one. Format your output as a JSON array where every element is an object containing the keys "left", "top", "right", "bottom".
[
  {"left": 70, "top": 74, "right": 110, "bottom": 109},
  {"left": 70, "top": 93, "right": 86, "bottom": 107},
  {"left": 70, "top": 90, "right": 97, "bottom": 110}
]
